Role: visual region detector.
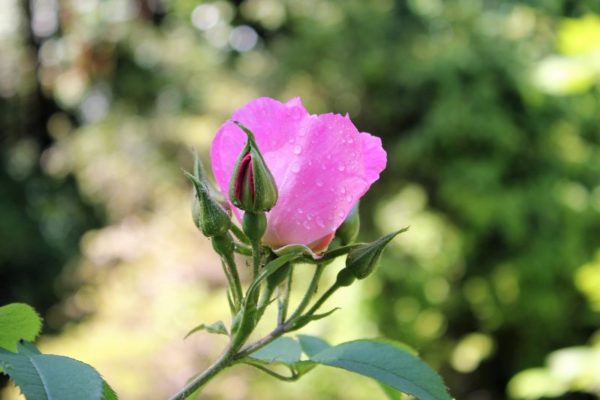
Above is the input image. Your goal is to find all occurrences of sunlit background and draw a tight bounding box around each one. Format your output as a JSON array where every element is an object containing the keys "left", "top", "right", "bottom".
[{"left": 2, "top": 0, "right": 600, "bottom": 399}]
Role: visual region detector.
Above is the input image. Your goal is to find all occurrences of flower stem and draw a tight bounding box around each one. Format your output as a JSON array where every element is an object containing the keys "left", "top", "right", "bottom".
[
  {"left": 222, "top": 253, "right": 243, "bottom": 311},
  {"left": 287, "top": 263, "right": 325, "bottom": 322},
  {"left": 278, "top": 266, "right": 294, "bottom": 324},
  {"left": 303, "top": 283, "right": 340, "bottom": 318},
  {"left": 168, "top": 345, "right": 236, "bottom": 400}
]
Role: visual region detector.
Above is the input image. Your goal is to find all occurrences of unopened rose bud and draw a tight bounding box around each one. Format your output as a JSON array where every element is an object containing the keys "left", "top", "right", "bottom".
[
  {"left": 335, "top": 203, "right": 360, "bottom": 245},
  {"left": 187, "top": 172, "right": 231, "bottom": 238},
  {"left": 344, "top": 229, "right": 406, "bottom": 280},
  {"left": 229, "top": 121, "right": 278, "bottom": 213}
]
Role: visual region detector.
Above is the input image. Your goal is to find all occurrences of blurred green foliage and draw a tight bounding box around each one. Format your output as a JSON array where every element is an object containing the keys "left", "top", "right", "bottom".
[{"left": 1, "top": 0, "right": 600, "bottom": 399}]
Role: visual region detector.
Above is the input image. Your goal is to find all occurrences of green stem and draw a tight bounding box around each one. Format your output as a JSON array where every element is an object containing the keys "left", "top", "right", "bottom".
[
  {"left": 222, "top": 253, "right": 243, "bottom": 311},
  {"left": 287, "top": 263, "right": 325, "bottom": 323},
  {"left": 303, "top": 283, "right": 341, "bottom": 318},
  {"left": 241, "top": 360, "right": 300, "bottom": 381},
  {"left": 278, "top": 265, "right": 294, "bottom": 325},
  {"left": 230, "top": 223, "right": 250, "bottom": 244},
  {"left": 168, "top": 345, "right": 236, "bottom": 400}
]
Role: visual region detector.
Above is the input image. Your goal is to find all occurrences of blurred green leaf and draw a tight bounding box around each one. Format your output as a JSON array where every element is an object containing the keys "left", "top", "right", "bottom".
[{"left": 0, "top": 303, "right": 42, "bottom": 352}]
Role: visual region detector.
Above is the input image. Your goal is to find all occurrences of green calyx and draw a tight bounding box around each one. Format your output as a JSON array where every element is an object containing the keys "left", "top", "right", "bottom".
[
  {"left": 344, "top": 228, "right": 408, "bottom": 280},
  {"left": 187, "top": 172, "right": 232, "bottom": 238},
  {"left": 335, "top": 203, "right": 361, "bottom": 245},
  {"left": 229, "top": 121, "right": 278, "bottom": 213}
]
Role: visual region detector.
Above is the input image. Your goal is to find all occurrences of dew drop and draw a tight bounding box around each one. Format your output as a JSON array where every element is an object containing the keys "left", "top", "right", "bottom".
[
  {"left": 347, "top": 137, "right": 354, "bottom": 144},
  {"left": 316, "top": 179, "right": 324, "bottom": 187},
  {"left": 340, "top": 187, "right": 346, "bottom": 194},
  {"left": 293, "top": 145, "right": 302, "bottom": 155},
  {"left": 337, "top": 163, "right": 346, "bottom": 172},
  {"left": 345, "top": 194, "right": 352, "bottom": 202},
  {"left": 303, "top": 221, "right": 311, "bottom": 230},
  {"left": 297, "top": 208, "right": 304, "bottom": 214},
  {"left": 288, "top": 137, "right": 295, "bottom": 144},
  {"left": 338, "top": 210, "right": 345, "bottom": 218},
  {"left": 307, "top": 213, "right": 313, "bottom": 221},
  {"left": 316, "top": 217, "right": 325, "bottom": 228},
  {"left": 291, "top": 163, "right": 300, "bottom": 173}
]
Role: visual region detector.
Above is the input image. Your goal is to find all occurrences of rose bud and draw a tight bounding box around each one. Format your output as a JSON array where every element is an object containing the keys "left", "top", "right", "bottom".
[
  {"left": 187, "top": 172, "right": 231, "bottom": 238},
  {"left": 228, "top": 121, "right": 278, "bottom": 213},
  {"left": 344, "top": 229, "right": 406, "bottom": 280}
]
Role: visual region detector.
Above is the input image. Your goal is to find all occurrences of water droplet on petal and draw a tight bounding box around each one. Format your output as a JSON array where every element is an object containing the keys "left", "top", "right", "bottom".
[
  {"left": 297, "top": 208, "right": 304, "bottom": 214},
  {"left": 340, "top": 187, "right": 346, "bottom": 194},
  {"left": 288, "top": 137, "right": 295, "bottom": 144},
  {"left": 303, "top": 221, "right": 311, "bottom": 230},
  {"left": 345, "top": 194, "right": 352, "bottom": 202},
  {"left": 316, "top": 217, "right": 325, "bottom": 228},
  {"left": 347, "top": 137, "right": 354, "bottom": 144},
  {"left": 337, "top": 163, "right": 346, "bottom": 172},
  {"left": 338, "top": 211, "right": 345, "bottom": 218},
  {"left": 291, "top": 163, "right": 300, "bottom": 173},
  {"left": 293, "top": 145, "right": 302, "bottom": 155},
  {"left": 316, "top": 179, "right": 324, "bottom": 187}
]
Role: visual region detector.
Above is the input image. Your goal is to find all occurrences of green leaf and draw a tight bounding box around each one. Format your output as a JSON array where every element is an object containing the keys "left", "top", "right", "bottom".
[
  {"left": 309, "top": 339, "right": 451, "bottom": 400},
  {"left": 184, "top": 321, "right": 228, "bottom": 339},
  {"left": 102, "top": 381, "right": 119, "bottom": 400},
  {"left": 0, "top": 303, "right": 43, "bottom": 352},
  {"left": 0, "top": 348, "right": 105, "bottom": 400},
  {"left": 297, "top": 335, "right": 331, "bottom": 357},
  {"left": 249, "top": 337, "right": 302, "bottom": 365}
]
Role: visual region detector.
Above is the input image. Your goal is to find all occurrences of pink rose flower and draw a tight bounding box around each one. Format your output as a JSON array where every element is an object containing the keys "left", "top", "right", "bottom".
[{"left": 210, "top": 97, "right": 387, "bottom": 251}]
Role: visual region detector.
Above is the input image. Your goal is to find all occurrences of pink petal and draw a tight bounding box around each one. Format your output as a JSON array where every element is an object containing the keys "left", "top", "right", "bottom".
[{"left": 210, "top": 97, "right": 386, "bottom": 249}]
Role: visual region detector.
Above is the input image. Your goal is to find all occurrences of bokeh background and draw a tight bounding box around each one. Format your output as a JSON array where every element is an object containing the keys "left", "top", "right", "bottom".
[{"left": 2, "top": 0, "right": 600, "bottom": 399}]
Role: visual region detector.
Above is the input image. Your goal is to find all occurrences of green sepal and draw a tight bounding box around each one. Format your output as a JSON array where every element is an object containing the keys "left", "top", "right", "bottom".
[
  {"left": 186, "top": 172, "right": 231, "bottom": 238},
  {"left": 344, "top": 228, "right": 408, "bottom": 280},
  {"left": 229, "top": 121, "right": 278, "bottom": 213},
  {"left": 335, "top": 203, "right": 360, "bottom": 245},
  {"left": 184, "top": 321, "right": 229, "bottom": 339}
]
